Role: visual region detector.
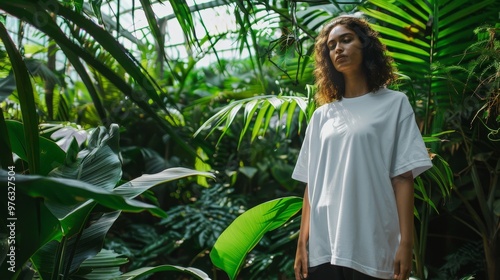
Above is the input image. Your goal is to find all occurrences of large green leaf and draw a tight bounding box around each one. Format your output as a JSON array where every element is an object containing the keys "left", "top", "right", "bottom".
[
  {"left": 113, "top": 167, "right": 215, "bottom": 199},
  {"left": 74, "top": 249, "right": 128, "bottom": 280},
  {"left": 210, "top": 196, "right": 303, "bottom": 280},
  {"left": 119, "top": 265, "right": 211, "bottom": 280},
  {"left": 0, "top": 170, "right": 167, "bottom": 218},
  {"left": 6, "top": 120, "right": 65, "bottom": 176},
  {"left": 32, "top": 211, "right": 121, "bottom": 278},
  {"left": 40, "top": 124, "right": 121, "bottom": 241},
  {"left": 49, "top": 124, "right": 121, "bottom": 191}
]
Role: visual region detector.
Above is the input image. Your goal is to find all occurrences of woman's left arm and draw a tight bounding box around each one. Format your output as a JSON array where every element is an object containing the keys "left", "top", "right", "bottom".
[{"left": 391, "top": 171, "right": 414, "bottom": 280}]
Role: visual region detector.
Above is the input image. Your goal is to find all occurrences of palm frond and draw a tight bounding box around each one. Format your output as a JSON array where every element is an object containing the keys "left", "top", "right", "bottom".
[
  {"left": 360, "top": 0, "right": 497, "bottom": 134},
  {"left": 193, "top": 95, "right": 312, "bottom": 148}
]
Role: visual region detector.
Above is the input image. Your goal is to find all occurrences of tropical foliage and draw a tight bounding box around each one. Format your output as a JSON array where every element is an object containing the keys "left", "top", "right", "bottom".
[{"left": 0, "top": 0, "right": 498, "bottom": 279}]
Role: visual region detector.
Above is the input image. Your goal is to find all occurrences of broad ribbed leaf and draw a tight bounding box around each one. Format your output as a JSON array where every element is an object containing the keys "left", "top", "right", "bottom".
[
  {"left": 32, "top": 211, "right": 121, "bottom": 278},
  {"left": 113, "top": 167, "right": 215, "bottom": 199},
  {"left": 0, "top": 170, "right": 167, "bottom": 217},
  {"left": 119, "top": 265, "right": 211, "bottom": 280},
  {"left": 210, "top": 197, "right": 302, "bottom": 280},
  {"left": 80, "top": 248, "right": 128, "bottom": 267},
  {"left": 76, "top": 249, "right": 127, "bottom": 280},
  {"left": 49, "top": 124, "right": 121, "bottom": 191},
  {"left": 6, "top": 120, "right": 65, "bottom": 176},
  {"left": 45, "top": 199, "right": 95, "bottom": 237}
]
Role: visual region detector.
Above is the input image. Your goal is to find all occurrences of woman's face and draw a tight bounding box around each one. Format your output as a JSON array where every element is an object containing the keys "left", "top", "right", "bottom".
[{"left": 327, "top": 24, "right": 364, "bottom": 75}]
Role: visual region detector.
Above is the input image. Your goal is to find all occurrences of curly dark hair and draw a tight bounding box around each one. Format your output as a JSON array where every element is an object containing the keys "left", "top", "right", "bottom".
[{"left": 314, "top": 16, "right": 396, "bottom": 105}]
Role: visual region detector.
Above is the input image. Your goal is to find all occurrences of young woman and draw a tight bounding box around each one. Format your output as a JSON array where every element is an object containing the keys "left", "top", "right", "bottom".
[{"left": 292, "top": 16, "right": 432, "bottom": 280}]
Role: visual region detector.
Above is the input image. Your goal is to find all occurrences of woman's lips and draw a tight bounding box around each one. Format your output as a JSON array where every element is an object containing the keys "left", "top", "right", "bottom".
[{"left": 336, "top": 55, "right": 347, "bottom": 62}]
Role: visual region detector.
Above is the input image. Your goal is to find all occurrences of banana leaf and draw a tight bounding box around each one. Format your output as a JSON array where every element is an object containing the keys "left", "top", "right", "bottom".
[{"left": 210, "top": 196, "right": 303, "bottom": 280}]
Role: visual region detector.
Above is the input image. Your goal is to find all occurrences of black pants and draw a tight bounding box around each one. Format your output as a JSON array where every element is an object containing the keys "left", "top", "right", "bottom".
[{"left": 307, "top": 263, "right": 385, "bottom": 280}]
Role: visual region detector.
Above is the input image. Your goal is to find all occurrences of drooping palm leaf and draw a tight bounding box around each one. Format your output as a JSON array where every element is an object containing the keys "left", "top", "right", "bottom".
[
  {"left": 168, "top": 0, "right": 198, "bottom": 46},
  {"left": 193, "top": 95, "right": 312, "bottom": 147}
]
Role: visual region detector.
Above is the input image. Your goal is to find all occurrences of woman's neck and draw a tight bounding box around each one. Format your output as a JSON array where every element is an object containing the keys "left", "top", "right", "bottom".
[{"left": 343, "top": 71, "right": 369, "bottom": 98}]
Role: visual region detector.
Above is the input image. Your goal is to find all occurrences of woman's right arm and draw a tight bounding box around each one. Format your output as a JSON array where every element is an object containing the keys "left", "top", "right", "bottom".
[{"left": 294, "top": 184, "right": 310, "bottom": 280}]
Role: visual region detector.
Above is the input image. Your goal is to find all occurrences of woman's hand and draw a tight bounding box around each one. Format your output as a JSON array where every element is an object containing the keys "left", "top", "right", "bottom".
[
  {"left": 294, "top": 244, "right": 308, "bottom": 280},
  {"left": 393, "top": 241, "right": 412, "bottom": 279}
]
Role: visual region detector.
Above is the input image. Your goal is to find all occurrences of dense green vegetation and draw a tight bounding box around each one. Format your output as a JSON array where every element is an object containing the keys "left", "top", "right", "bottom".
[{"left": 0, "top": 0, "right": 498, "bottom": 279}]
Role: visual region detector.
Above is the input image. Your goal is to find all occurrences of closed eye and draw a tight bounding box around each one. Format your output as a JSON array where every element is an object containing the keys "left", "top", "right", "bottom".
[{"left": 342, "top": 37, "right": 352, "bottom": 43}]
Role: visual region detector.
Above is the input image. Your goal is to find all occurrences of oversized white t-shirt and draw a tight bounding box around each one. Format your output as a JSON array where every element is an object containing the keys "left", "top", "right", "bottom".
[{"left": 292, "top": 88, "right": 432, "bottom": 279}]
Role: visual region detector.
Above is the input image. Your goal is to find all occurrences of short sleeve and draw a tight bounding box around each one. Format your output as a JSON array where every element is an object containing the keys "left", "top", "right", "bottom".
[
  {"left": 390, "top": 112, "right": 433, "bottom": 178},
  {"left": 292, "top": 121, "right": 312, "bottom": 183}
]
